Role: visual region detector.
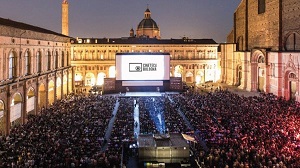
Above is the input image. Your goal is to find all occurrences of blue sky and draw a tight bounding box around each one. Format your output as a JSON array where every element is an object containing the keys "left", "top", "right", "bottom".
[{"left": 0, "top": 0, "right": 241, "bottom": 43}]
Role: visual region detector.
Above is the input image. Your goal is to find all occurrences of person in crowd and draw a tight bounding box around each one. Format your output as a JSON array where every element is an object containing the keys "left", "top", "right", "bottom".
[{"left": 1, "top": 88, "right": 300, "bottom": 167}]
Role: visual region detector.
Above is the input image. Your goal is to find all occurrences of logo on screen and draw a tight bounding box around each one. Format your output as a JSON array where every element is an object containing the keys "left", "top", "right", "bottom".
[
  {"left": 129, "top": 63, "right": 142, "bottom": 72},
  {"left": 143, "top": 63, "right": 157, "bottom": 71}
]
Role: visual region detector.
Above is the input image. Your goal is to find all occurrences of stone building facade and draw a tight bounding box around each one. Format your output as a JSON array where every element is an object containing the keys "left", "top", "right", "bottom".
[
  {"left": 221, "top": 0, "right": 300, "bottom": 101},
  {"left": 0, "top": 18, "right": 73, "bottom": 135},
  {"left": 71, "top": 7, "right": 220, "bottom": 93},
  {"left": 71, "top": 38, "right": 219, "bottom": 93}
]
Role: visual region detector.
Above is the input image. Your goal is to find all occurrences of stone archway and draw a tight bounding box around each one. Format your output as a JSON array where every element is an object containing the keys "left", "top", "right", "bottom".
[
  {"left": 85, "top": 73, "right": 96, "bottom": 86},
  {"left": 75, "top": 73, "right": 83, "bottom": 93},
  {"left": 97, "top": 72, "right": 106, "bottom": 85},
  {"left": 284, "top": 71, "right": 298, "bottom": 101},
  {"left": 56, "top": 77, "right": 62, "bottom": 100},
  {"left": 195, "top": 71, "right": 203, "bottom": 84},
  {"left": 0, "top": 100, "right": 5, "bottom": 135},
  {"left": 185, "top": 71, "right": 193, "bottom": 83},
  {"left": 236, "top": 65, "right": 242, "bottom": 86},
  {"left": 38, "top": 83, "right": 47, "bottom": 111},
  {"left": 63, "top": 75, "right": 68, "bottom": 97},
  {"left": 250, "top": 50, "right": 266, "bottom": 92},
  {"left": 26, "top": 88, "right": 35, "bottom": 115},
  {"left": 174, "top": 65, "right": 183, "bottom": 78},
  {"left": 10, "top": 93, "right": 22, "bottom": 128},
  {"left": 48, "top": 80, "right": 55, "bottom": 105}
]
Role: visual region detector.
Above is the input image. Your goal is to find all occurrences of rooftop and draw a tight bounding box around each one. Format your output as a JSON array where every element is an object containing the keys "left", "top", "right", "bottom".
[
  {"left": 72, "top": 37, "right": 217, "bottom": 45},
  {"left": 0, "top": 17, "right": 69, "bottom": 38}
]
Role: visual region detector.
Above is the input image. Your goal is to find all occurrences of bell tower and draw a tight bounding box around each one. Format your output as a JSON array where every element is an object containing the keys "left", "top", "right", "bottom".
[{"left": 62, "top": 0, "right": 69, "bottom": 36}]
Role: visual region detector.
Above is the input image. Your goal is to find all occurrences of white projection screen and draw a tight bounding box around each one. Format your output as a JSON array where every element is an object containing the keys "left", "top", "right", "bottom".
[{"left": 116, "top": 53, "right": 170, "bottom": 81}]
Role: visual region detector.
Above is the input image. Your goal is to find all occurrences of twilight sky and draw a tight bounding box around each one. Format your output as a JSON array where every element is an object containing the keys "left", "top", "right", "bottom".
[{"left": 0, "top": 0, "right": 241, "bottom": 43}]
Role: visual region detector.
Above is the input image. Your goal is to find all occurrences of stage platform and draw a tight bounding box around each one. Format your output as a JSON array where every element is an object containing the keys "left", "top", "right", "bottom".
[
  {"left": 117, "top": 92, "right": 180, "bottom": 97},
  {"left": 125, "top": 92, "right": 163, "bottom": 97}
]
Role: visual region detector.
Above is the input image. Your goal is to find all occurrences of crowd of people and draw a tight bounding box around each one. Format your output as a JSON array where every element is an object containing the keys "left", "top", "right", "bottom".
[
  {"left": 106, "top": 97, "right": 135, "bottom": 168},
  {"left": 138, "top": 96, "right": 191, "bottom": 135},
  {"left": 0, "top": 88, "right": 300, "bottom": 168},
  {"left": 170, "top": 90, "right": 300, "bottom": 167},
  {"left": 0, "top": 94, "right": 118, "bottom": 167}
]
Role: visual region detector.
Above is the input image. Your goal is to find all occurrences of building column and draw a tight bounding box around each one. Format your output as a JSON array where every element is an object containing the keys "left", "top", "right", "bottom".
[
  {"left": 250, "top": 63, "right": 258, "bottom": 92},
  {"left": 22, "top": 84, "right": 27, "bottom": 124},
  {"left": 45, "top": 76, "right": 49, "bottom": 108}
]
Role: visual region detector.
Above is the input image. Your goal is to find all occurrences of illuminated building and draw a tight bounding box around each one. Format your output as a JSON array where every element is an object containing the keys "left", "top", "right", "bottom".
[
  {"left": 70, "top": 7, "right": 220, "bottom": 93},
  {"left": 221, "top": 0, "right": 300, "bottom": 101},
  {"left": 135, "top": 7, "right": 161, "bottom": 39},
  {"left": 0, "top": 17, "right": 73, "bottom": 135}
]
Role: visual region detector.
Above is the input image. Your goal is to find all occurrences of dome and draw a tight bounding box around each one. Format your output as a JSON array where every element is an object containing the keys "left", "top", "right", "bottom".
[
  {"left": 137, "top": 19, "right": 158, "bottom": 29},
  {"left": 136, "top": 7, "right": 161, "bottom": 39}
]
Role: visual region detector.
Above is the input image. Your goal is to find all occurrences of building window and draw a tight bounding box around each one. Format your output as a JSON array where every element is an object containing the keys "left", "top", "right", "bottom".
[
  {"left": 66, "top": 51, "right": 69, "bottom": 66},
  {"left": 258, "top": 0, "right": 265, "bottom": 14},
  {"left": 258, "top": 56, "right": 265, "bottom": 63},
  {"left": 9, "top": 52, "right": 16, "bottom": 79},
  {"left": 25, "top": 50, "right": 31, "bottom": 75},
  {"left": 285, "top": 33, "right": 300, "bottom": 51},
  {"left": 54, "top": 51, "right": 58, "bottom": 68},
  {"left": 271, "top": 63, "right": 275, "bottom": 77},
  {"left": 73, "top": 51, "right": 77, "bottom": 60},
  {"left": 289, "top": 73, "right": 297, "bottom": 79},
  {"left": 47, "top": 51, "right": 51, "bottom": 70},
  {"left": 61, "top": 51, "right": 65, "bottom": 67},
  {"left": 37, "top": 51, "right": 42, "bottom": 73}
]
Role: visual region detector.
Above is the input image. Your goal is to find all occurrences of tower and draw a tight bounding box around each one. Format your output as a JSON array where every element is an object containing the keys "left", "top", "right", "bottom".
[
  {"left": 130, "top": 28, "right": 134, "bottom": 37},
  {"left": 62, "top": 0, "right": 69, "bottom": 36}
]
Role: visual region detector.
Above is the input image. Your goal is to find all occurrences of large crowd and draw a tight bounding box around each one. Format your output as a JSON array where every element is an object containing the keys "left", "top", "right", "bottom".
[
  {"left": 0, "top": 94, "right": 118, "bottom": 167},
  {"left": 0, "top": 88, "right": 300, "bottom": 168},
  {"left": 170, "top": 90, "right": 300, "bottom": 167}
]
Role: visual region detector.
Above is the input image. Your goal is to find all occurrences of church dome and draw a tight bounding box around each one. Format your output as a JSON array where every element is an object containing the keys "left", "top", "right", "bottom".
[
  {"left": 136, "top": 7, "right": 160, "bottom": 39},
  {"left": 137, "top": 18, "right": 158, "bottom": 29}
]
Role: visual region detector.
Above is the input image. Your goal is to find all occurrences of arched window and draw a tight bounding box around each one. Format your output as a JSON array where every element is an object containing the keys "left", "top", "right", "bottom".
[
  {"left": 47, "top": 51, "right": 51, "bottom": 70},
  {"left": 25, "top": 50, "right": 31, "bottom": 75},
  {"left": 54, "top": 51, "right": 58, "bottom": 68},
  {"left": 36, "top": 51, "right": 42, "bottom": 73},
  {"left": 66, "top": 51, "right": 69, "bottom": 66},
  {"left": 73, "top": 51, "right": 76, "bottom": 60},
  {"left": 61, "top": 51, "right": 65, "bottom": 67},
  {"left": 258, "top": 56, "right": 265, "bottom": 63},
  {"left": 77, "top": 51, "right": 82, "bottom": 60},
  {"left": 9, "top": 52, "right": 16, "bottom": 79},
  {"left": 289, "top": 73, "right": 297, "bottom": 79},
  {"left": 285, "top": 33, "right": 300, "bottom": 51}
]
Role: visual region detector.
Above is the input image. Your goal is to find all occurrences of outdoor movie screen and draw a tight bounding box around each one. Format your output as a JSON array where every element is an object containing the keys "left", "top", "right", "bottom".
[{"left": 116, "top": 53, "right": 170, "bottom": 81}]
